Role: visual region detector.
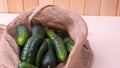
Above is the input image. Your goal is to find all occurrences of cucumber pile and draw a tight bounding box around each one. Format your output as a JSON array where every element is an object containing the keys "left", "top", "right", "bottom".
[{"left": 16, "top": 24, "right": 74, "bottom": 68}]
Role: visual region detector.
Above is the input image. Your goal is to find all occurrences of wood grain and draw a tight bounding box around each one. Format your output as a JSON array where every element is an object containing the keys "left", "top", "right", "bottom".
[
  {"left": 1, "top": 0, "right": 120, "bottom": 16},
  {"left": 39, "top": 0, "right": 54, "bottom": 6},
  {"left": 100, "top": 0, "right": 119, "bottom": 16},
  {"left": 0, "top": 0, "right": 8, "bottom": 13},
  {"left": 117, "top": 0, "right": 120, "bottom": 16},
  {"left": 85, "top": 0, "right": 101, "bottom": 15},
  {"left": 8, "top": 0, "right": 23, "bottom": 13},
  {"left": 55, "top": 0, "right": 69, "bottom": 9},
  {"left": 23, "top": 0, "right": 39, "bottom": 11},
  {"left": 70, "top": 0, "right": 86, "bottom": 15}
]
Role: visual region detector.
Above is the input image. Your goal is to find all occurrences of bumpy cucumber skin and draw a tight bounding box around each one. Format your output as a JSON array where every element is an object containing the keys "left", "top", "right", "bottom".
[
  {"left": 16, "top": 24, "right": 30, "bottom": 47},
  {"left": 53, "top": 38, "right": 68, "bottom": 62},
  {"left": 42, "top": 38, "right": 57, "bottom": 68},
  {"left": 46, "top": 29, "right": 58, "bottom": 40},
  {"left": 42, "top": 49, "right": 57, "bottom": 68},
  {"left": 45, "top": 38, "right": 54, "bottom": 50},
  {"left": 21, "top": 36, "right": 43, "bottom": 64},
  {"left": 21, "top": 24, "right": 45, "bottom": 64},
  {"left": 27, "top": 36, "right": 44, "bottom": 64},
  {"left": 21, "top": 36, "right": 33, "bottom": 62},
  {"left": 35, "top": 41, "right": 48, "bottom": 67},
  {"left": 64, "top": 37, "right": 74, "bottom": 53},
  {"left": 18, "top": 62, "right": 38, "bottom": 68},
  {"left": 32, "top": 25, "right": 45, "bottom": 36},
  {"left": 46, "top": 30, "right": 68, "bottom": 62}
]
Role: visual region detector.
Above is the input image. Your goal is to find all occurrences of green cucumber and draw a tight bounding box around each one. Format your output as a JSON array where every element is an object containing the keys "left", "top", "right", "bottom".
[
  {"left": 32, "top": 25, "right": 45, "bottom": 37},
  {"left": 35, "top": 41, "right": 48, "bottom": 67},
  {"left": 21, "top": 36, "right": 43, "bottom": 64},
  {"left": 45, "top": 38, "right": 54, "bottom": 50},
  {"left": 27, "top": 36, "right": 43, "bottom": 64},
  {"left": 21, "top": 36, "right": 34, "bottom": 62},
  {"left": 18, "top": 62, "right": 38, "bottom": 68},
  {"left": 64, "top": 37, "right": 74, "bottom": 53},
  {"left": 46, "top": 29, "right": 58, "bottom": 40},
  {"left": 21, "top": 25, "right": 45, "bottom": 64},
  {"left": 53, "top": 38, "right": 67, "bottom": 62},
  {"left": 42, "top": 49, "right": 57, "bottom": 68},
  {"left": 42, "top": 38, "right": 57, "bottom": 68},
  {"left": 16, "top": 24, "right": 30, "bottom": 47},
  {"left": 46, "top": 30, "right": 67, "bottom": 62}
]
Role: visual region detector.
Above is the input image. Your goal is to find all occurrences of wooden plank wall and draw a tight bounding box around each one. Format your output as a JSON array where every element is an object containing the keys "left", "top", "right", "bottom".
[
  {"left": 117, "top": 0, "right": 120, "bottom": 16},
  {"left": 85, "top": 0, "right": 101, "bottom": 15},
  {"left": 0, "top": 0, "right": 8, "bottom": 12},
  {"left": 39, "top": 0, "right": 54, "bottom": 6},
  {"left": 100, "top": 0, "right": 119, "bottom": 16},
  {"left": 70, "top": 0, "right": 85, "bottom": 15},
  {"left": 0, "top": 0, "right": 120, "bottom": 16},
  {"left": 7, "top": 0, "right": 23, "bottom": 13},
  {"left": 23, "top": 0, "right": 39, "bottom": 11},
  {"left": 55, "top": 0, "right": 69, "bottom": 9}
]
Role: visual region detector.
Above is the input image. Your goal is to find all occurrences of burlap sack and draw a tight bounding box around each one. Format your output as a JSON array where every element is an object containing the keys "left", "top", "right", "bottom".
[
  {"left": 0, "top": 5, "right": 93, "bottom": 68},
  {"left": 0, "top": 24, "right": 6, "bottom": 38}
]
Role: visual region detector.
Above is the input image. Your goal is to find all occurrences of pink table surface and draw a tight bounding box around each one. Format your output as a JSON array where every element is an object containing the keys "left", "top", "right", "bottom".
[
  {"left": 0, "top": 13, "right": 120, "bottom": 68},
  {"left": 84, "top": 16, "right": 120, "bottom": 68}
]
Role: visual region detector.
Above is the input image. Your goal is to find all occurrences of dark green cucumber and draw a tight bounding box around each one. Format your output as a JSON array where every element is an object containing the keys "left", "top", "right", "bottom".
[
  {"left": 46, "top": 30, "right": 67, "bottom": 62},
  {"left": 21, "top": 36, "right": 34, "bottom": 62},
  {"left": 21, "top": 36, "right": 43, "bottom": 64},
  {"left": 16, "top": 24, "right": 30, "bottom": 47},
  {"left": 64, "top": 37, "right": 74, "bottom": 53},
  {"left": 53, "top": 38, "right": 67, "bottom": 62},
  {"left": 21, "top": 25, "right": 45, "bottom": 64},
  {"left": 32, "top": 25, "right": 45, "bottom": 37},
  {"left": 35, "top": 41, "right": 48, "bottom": 67},
  {"left": 45, "top": 38, "right": 54, "bottom": 50},
  {"left": 27, "top": 35, "right": 44, "bottom": 64},
  {"left": 18, "top": 62, "right": 38, "bottom": 68},
  {"left": 42, "top": 49, "right": 57, "bottom": 68},
  {"left": 42, "top": 38, "right": 57, "bottom": 68}
]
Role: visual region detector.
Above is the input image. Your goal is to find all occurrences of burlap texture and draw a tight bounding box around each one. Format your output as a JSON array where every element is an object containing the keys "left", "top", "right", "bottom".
[
  {"left": 0, "top": 24, "right": 6, "bottom": 38},
  {"left": 0, "top": 5, "right": 93, "bottom": 68}
]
